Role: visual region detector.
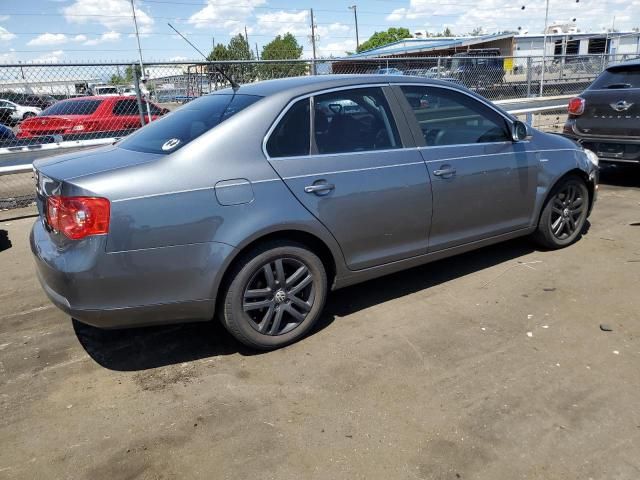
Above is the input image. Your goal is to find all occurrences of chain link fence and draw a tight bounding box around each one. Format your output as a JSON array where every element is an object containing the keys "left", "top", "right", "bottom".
[{"left": 0, "top": 53, "right": 635, "bottom": 212}]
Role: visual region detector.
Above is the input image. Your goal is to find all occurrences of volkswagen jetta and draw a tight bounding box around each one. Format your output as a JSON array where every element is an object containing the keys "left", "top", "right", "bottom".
[{"left": 31, "top": 75, "right": 599, "bottom": 349}]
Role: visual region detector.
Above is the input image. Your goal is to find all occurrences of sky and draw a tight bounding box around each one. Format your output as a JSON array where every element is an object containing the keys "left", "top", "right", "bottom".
[{"left": 0, "top": 0, "right": 639, "bottom": 63}]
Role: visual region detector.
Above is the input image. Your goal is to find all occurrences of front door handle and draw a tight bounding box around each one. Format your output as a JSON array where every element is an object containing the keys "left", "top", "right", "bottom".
[
  {"left": 433, "top": 166, "right": 457, "bottom": 178},
  {"left": 304, "top": 183, "right": 335, "bottom": 195}
]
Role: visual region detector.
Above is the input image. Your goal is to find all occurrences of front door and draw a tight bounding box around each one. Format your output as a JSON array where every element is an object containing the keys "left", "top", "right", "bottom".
[
  {"left": 397, "top": 85, "right": 538, "bottom": 252},
  {"left": 266, "top": 86, "right": 432, "bottom": 271}
]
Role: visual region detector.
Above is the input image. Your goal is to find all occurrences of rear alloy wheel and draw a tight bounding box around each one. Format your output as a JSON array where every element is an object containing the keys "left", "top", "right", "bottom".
[
  {"left": 221, "top": 242, "right": 327, "bottom": 350},
  {"left": 534, "top": 176, "right": 589, "bottom": 249}
]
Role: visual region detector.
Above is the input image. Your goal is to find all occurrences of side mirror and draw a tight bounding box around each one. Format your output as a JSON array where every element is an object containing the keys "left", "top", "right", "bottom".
[{"left": 512, "top": 120, "right": 532, "bottom": 142}]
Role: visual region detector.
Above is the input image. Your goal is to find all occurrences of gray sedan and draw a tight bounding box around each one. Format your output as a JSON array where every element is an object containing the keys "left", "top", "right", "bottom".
[{"left": 31, "top": 75, "right": 599, "bottom": 350}]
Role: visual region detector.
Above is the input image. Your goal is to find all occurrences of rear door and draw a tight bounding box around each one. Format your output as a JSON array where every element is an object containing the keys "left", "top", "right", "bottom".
[
  {"left": 396, "top": 84, "right": 538, "bottom": 252},
  {"left": 266, "top": 86, "right": 432, "bottom": 271}
]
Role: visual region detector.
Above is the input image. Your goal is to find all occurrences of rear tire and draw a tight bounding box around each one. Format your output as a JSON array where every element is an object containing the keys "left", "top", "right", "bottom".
[
  {"left": 533, "top": 175, "right": 589, "bottom": 249},
  {"left": 220, "top": 241, "right": 327, "bottom": 350},
  {"left": 22, "top": 112, "right": 36, "bottom": 120}
]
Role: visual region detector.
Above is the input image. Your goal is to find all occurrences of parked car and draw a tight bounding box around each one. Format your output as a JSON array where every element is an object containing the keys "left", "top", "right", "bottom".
[
  {"left": 0, "top": 92, "right": 56, "bottom": 109},
  {"left": 0, "top": 124, "right": 16, "bottom": 141},
  {"left": 404, "top": 68, "right": 432, "bottom": 77},
  {"left": 449, "top": 48, "right": 506, "bottom": 87},
  {"left": 0, "top": 105, "right": 14, "bottom": 126},
  {"left": 563, "top": 59, "right": 640, "bottom": 165},
  {"left": 91, "top": 85, "right": 120, "bottom": 96},
  {"left": 31, "top": 76, "right": 599, "bottom": 350},
  {"left": 374, "top": 67, "right": 403, "bottom": 75},
  {"left": 17, "top": 96, "right": 168, "bottom": 138},
  {"left": 0, "top": 99, "right": 41, "bottom": 123}
]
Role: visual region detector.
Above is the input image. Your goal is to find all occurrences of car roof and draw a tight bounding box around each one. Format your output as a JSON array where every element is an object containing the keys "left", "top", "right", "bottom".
[
  {"left": 54, "top": 95, "right": 131, "bottom": 102},
  {"left": 212, "top": 74, "right": 471, "bottom": 98}
]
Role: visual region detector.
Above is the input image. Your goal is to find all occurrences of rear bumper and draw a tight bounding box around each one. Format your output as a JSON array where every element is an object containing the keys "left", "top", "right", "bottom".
[
  {"left": 30, "top": 219, "right": 235, "bottom": 329},
  {"left": 563, "top": 131, "right": 640, "bottom": 163}
]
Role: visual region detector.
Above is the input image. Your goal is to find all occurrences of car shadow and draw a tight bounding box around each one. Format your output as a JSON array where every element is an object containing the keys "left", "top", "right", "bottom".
[
  {"left": 75, "top": 238, "right": 535, "bottom": 372},
  {"left": 599, "top": 163, "right": 640, "bottom": 187},
  {"left": 0, "top": 229, "right": 11, "bottom": 252}
]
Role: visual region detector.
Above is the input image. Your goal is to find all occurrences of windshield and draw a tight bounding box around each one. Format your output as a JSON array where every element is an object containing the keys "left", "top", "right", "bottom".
[
  {"left": 590, "top": 65, "right": 640, "bottom": 89},
  {"left": 118, "top": 93, "right": 262, "bottom": 154},
  {"left": 42, "top": 99, "right": 102, "bottom": 116}
]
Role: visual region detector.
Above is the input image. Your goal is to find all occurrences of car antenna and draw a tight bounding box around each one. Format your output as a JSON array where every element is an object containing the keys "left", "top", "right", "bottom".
[{"left": 167, "top": 22, "right": 240, "bottom": 91}]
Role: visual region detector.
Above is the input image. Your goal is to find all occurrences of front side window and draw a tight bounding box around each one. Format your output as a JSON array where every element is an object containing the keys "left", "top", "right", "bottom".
[
  {"left": 118, "top": 93, "right": 261, "bottom": 155},
  {"left": 400, "top": 86, "right": 510, "bottom": 146},
  {"left": 313, "top": 87, "right": 400, "bottom": 155},
  {"left": 266, "top": 98, "right": 310, "bottom": 158}
]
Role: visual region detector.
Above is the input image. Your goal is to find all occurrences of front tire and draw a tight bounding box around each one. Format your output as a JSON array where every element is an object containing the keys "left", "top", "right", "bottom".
[
  {"left": 220, "top": 241, "right": 327, "bottom": 350},
  {"left": 534, "top": 175, "right": 589, "bottom": 249}
]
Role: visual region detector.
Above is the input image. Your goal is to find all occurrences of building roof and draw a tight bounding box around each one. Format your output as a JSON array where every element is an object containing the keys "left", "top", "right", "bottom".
[{"left": 346, "top": 33, "right": 514, "bottom": 59}]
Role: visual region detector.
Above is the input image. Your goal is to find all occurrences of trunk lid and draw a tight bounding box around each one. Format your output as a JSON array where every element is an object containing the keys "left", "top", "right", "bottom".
[
  {"left": 19, "top": 115, "right": 78, "bottom": 136},
  {"left": 33, "top": 144, "right": 162, "bottom": 181}
]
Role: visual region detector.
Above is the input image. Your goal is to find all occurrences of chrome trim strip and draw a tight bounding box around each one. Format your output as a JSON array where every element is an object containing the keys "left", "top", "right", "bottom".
[{"left": 282, "top": 161, "right": 427, "bottom": 180}]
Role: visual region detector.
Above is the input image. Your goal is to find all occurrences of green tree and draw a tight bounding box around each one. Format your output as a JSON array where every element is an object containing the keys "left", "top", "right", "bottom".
[
  {"left": 260, "top": 33, "right": 305, "bottom": 79},
  {"left": 434, "top": 27, "right": 454, "bottom": 37},
  {"left": 207, "top": 35, "right": 255, "bottom": 85},
  {"left": 356, "top": 27, "right": 411, "bottom": 53},
  {"left": 109, "top": 65, "right": 141, "bottom": 85}
]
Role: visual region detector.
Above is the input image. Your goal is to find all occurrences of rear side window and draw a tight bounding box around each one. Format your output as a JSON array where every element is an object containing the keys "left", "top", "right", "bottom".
[
  {"left": 42, "top": 100, "right": 101, "bottom": 116},
  {"left": 590, "top": 65, "right": 640, "bottom": 89},
  {"left": 266, "top": 99, "right": 310, "bottom": 158},
  {"left": 118, "top": 93, "right": 261, "bottom": 154},
  {"left": 313, "top": 87, "right": 400, "bottom": 155}
]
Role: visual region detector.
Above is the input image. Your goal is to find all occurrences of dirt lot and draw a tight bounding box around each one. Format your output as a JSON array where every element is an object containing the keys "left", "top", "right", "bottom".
[{"left": 1, "top": 167, "right": 639, "bottom": 480}]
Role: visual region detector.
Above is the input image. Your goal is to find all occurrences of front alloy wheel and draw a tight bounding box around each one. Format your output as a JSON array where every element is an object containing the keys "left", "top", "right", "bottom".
[
  {"left": 534, "top": 176, "right": 589, "bottom": 249},
  {"left": 548, "top": 183, "right": 587, "bottom": 240}
]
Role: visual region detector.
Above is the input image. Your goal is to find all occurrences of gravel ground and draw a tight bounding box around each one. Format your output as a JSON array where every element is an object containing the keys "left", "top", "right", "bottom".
[{"left": 0, "top": 166, "right": 639, "bottom": 480}]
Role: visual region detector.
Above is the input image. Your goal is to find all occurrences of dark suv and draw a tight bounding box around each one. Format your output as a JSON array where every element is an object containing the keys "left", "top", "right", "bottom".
[
  {"left": 0, "top": 92, "right": 57, "bottom": 109},
  {"left": 563, "top": 60, "right": 640, "bottom": 165}
]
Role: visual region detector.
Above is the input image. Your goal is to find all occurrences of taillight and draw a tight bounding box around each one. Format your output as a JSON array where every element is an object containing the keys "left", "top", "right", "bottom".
[
  {"left": 46, "top": 196, "right": 110, "bottom": 240},
  {"left": 568, "top": 97, "right": 585, "bottom": 116}
]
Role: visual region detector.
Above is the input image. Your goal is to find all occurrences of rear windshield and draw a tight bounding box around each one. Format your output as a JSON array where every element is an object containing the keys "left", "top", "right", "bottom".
[
  {"left": 42, "top": 99, "right": 102, "bottom": 116},
  {"left": 590, "top": 65, "right": 640, "bottom": 89},
  {"left": 118, "top": 93, "right": 262, "bottom": 154}
]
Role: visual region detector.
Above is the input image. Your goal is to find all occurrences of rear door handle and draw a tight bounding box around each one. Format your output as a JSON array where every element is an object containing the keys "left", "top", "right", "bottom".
[
  {"left": 433, "top": 167, "right": 457, "bottom": 178},
  {"left": 304, "top": 183, "right": 335, "bottom": 194}
]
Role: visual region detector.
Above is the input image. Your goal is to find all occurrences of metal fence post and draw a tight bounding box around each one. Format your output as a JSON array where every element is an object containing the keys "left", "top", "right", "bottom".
[
  {"left": 437, "top": 57, "right": 442, "bottom": 78},
  {"left": 132, "top": 64, "right": 146, "bottom": 126},
  {"left": 526, "top": 56, "right": 532, "bottom": 98}
]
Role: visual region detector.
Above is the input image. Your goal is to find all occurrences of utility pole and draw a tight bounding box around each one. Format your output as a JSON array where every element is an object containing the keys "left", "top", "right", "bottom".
[
  {"left": 348, "top": 5, "right": 359, "bottom": 50},
  {"left": 244, "top": 26, "right": 249, "bottom": 46},
  {"left": 310, "top": 8, "right": 317, "bottom": 75},
  {"left": 129, "top": 0, "right": 152, "bottom": 122},
  {"left": 255, "top": 42, "right": 260, "bottom": 60},
  {"left": 539, "top": 0, "right": 550, "bottom": 96}
]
